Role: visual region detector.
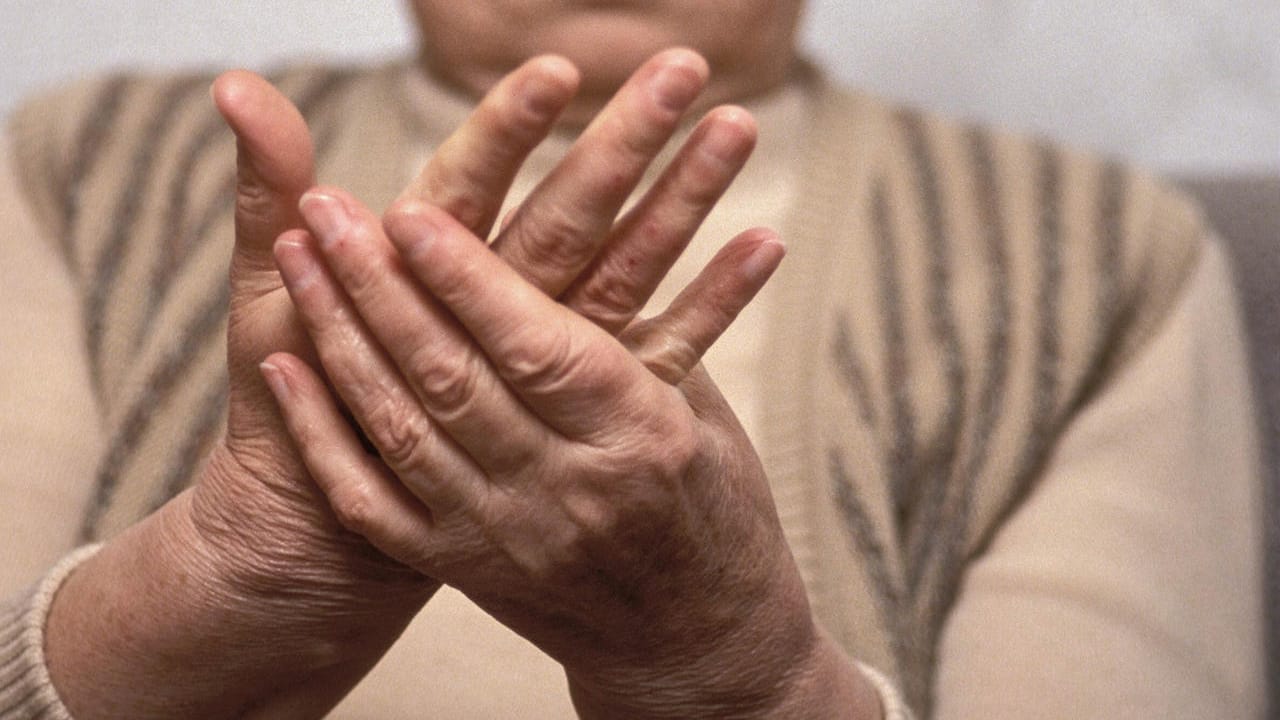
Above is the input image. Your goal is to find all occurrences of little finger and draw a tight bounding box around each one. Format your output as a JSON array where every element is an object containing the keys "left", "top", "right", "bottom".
[
  {"left": 259, "top": 352, "right": 440, "bottom": 567},
  {"left": 623, "top": 228, "right": 785, "bottom": 385}
]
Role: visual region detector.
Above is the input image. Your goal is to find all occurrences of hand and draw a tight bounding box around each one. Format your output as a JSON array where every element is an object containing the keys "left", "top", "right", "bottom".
[
  {"left": 261, "top": 50, "right": 878, "bottom": 718},
  {"left": 44, "top": 68, "right": 439, "bottom": 719},
  {"left": 264, "top": 198, "right": 804, "bottom": 716},
  {"left": 47, "top": 50, "right": 719, "bottom": 717}
]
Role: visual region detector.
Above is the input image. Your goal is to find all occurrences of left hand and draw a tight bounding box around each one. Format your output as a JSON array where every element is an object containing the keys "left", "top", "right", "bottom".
[{"left": 260, "top": 184, "right": 833, "bottom": 716}]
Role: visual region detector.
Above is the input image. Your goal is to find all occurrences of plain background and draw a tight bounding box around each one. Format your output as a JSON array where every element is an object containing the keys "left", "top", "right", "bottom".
[{"left": 1, "top": 1, "right": 1277, "bottom": 173}]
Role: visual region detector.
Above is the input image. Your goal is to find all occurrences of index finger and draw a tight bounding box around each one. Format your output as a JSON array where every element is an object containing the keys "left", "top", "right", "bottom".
[{"left": 397, "top": 55, "right": 580, "bottom": 239}]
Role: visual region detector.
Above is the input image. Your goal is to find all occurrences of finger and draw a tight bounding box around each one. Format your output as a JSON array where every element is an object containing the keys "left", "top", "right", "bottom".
[
  {"left": 497, "top": 204, "right": 520, "bottom": 235},
  {"left": 212, "top": 70, "right": 314, "bottom": 283},
  {"left": 561, "top": 106, "right": 757, "bottom": 334},
  {"left": 624, "top": 229, "right": 785, "bottom": 385},
  {"left": 258, "top": 352, "right": 440, "bottom": 569},
  {"left": 385, "top": 203, "right": 669, "bottom": 440},
  {"left": 212, "top": 70, "right": 318, "bottom": 438},
  {"left": 490, "top": 47, "right": 710, "bottom": 296},
  {"left": 297, "top": 187, "right": 552, "bottom": 476},
  {"left": 272, "top": 229, "right": 487, "bottom": 511},
  {"left": 398, "top": 55, "right": 580, "bottom": 238}
]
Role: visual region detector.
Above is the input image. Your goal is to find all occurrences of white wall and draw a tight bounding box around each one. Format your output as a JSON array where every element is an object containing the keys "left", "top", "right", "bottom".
[
  {"left": 802, "top": 1, "right": 1280, "bottom": 172},
  {"left": 3, "top": 1, "right": 1277, "bottom": 173}
]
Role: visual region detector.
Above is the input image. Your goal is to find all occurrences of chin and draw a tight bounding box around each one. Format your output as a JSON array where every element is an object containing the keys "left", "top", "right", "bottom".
[{"left": 523, "top": 13, "right": 689, "bottom": 91}]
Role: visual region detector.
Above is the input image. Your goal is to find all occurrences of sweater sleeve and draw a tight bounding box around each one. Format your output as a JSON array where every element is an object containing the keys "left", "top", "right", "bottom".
[
  {"left": 932, "top": 237, "right": 1266, "bottom": 717},
  {"left": 858, "top": 662, "right": 915, "bottom": 720},
  {"left": 0, "top": 546, "right": 99, "bottom": 718}
]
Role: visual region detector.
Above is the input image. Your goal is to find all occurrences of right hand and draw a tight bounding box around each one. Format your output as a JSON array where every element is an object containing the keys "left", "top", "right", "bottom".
[{"left": 44, "top": 48, "right": 760, "bottom": 718}]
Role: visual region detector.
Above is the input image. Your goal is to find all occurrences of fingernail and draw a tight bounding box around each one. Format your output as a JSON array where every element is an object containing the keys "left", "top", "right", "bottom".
[
  {"left": 522, "top": 77, "right": 561, "bottom": 119},
  {"left": 274, "top": 238, "right": 320, "bottom": 290},
  {"left": 259, "top": 360, "right": 290, "bottom": 400},
  {"left": 700, "top": 107, "right": 755, "bottom": 162},
  {"left": 650, "top": 62, "right": 702, "bottom": 112},
  {"left": 300, "top": 192, "right": 350, "bottom": 248},
  {"left": 741, "top": 235, "right": 786, "bottom": 285},
  {"left": 390, "top": 203, "right": 441, "bottom": 260},
  {"left": 522, "top": 57, "right": 576, "bottom": 118}
]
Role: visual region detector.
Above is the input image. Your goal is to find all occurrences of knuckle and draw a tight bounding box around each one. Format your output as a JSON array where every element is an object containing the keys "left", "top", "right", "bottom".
[
  {"left": 630, "top": 214, "right": 671, "bottom": 247},
  {"left": 631, "top": 331, "right": 700, "bottom": 385},
  {"left": 364, "top": 397, "right": 433, "bottom": 470},
  {"left": 622, "top": 408, "right": 699, "bottom": 485},
  {"left": 607, "top": 110, "right": 664, "bottom": 165},
  {"left": 529, "top": 526, "right": 602, "bottom": 588},
  {"left": 383, "top": 197, "right": 419, "bottom": 227},
  {"left": 559, "top": 492, "right": 641, "bottom": 556},
  {"left": 510, "top": 202, "right": 590, "bottom": 275},
  {"left": 328, "top": 246, "right": 384, "bottom": 303},
  {"left": 616, "top": 126, "right": 660, "bottom": 168},
  {"left": 404, "top": 344, "right": 482, "bottom": 419},
  {"left": 340, "top": 260, "right": 381, "bottom": 304},
  {"left": 501, "top": 322, "right": 584, "bottom": 392},
  {"left": 234, "top": 177, "right": 276, "bottom": 226},
  {"left": 677, "top": 156, "right": 728, "bottom": 208},
  {"left": 661, "top": 419, "right": 700, "bottom": 478},
  {"left": 446, "top": 190, "right": 491, "bottom": 234},
  {"left": 424, "top": 157, "right": 494, "bottom": 232},
  {"left": 330, "top": 482, "right": 375, "bottom": 535},
  {"left": 574, "top": 267, "right": 640, "bottom": 329},
  {"left": 561, "top": 490, "right": 615, "bottom": 537},
  {"left": 486, "top": 91, "right": 547, "bottom": 147}
]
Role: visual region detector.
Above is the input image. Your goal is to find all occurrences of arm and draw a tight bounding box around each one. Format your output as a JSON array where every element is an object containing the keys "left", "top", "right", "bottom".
[{"left": 934, "top": 238, "right": 1265, "bottom": 717}]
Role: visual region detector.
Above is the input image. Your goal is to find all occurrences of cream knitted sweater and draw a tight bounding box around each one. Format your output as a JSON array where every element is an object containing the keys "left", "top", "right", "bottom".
[{"left": 0, "top": 60, "right": 1266, "bottom": 718}]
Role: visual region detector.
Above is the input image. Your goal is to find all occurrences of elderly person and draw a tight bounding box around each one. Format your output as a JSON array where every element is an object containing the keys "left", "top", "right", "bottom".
[{"left": 0, "top": 1, "right": 1265, "bottom": 718}]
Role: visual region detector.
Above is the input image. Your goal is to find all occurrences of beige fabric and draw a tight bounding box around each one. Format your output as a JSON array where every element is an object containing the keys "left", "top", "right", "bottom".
[
  {"left": 934, "top": 240, "right": 1265, "bottom": 717},
  {"left": 0, "top": 545, "right": 99, "bottom": 718},
  {"left": 0, "top": 142, "right": 99, "bottom": 597},
  {"left": 0, "top": 60, "right": 1264, "bottom": 718}
]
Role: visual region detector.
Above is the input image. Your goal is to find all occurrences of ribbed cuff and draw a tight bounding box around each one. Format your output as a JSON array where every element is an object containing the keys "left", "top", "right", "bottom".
[
  {"left": 857, "top": 662, "right": 915, "bottom": 720},
  {"left": 0, "top": 545, "right": 101, "bottom": 719}
]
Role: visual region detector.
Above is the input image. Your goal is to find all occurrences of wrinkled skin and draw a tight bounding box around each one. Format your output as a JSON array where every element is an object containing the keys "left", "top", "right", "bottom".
[
  {"left": 46, "top": 46, "right": 877, "bottom": 719},
  {"left": 260, "top": 48, "right": 876, "bottom": 719}
]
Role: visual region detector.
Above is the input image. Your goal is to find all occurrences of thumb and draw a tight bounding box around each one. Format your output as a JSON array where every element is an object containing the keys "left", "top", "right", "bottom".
[{"left": 212, "top": 70, "right": 315, "bottom": 288}]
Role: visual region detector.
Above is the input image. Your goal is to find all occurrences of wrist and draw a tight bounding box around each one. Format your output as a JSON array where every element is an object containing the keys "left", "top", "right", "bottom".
[
  {"left": 568, "top": 628, "right": 883, "bottom": 720},
  {"left": 562, "top": 526, "right": 887, "bottom": 720},
  {"left": 45, "top": 475, "right": 436, "bottom": 718},
  {"left": 564, "top": 552, "right": 828, "bottom": 719},
  {"left": 188, "top": 444, "right": 430, "bottom": 608},
  {"left": 767, "top": 630, "right": 885, "bottom": 720}
]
